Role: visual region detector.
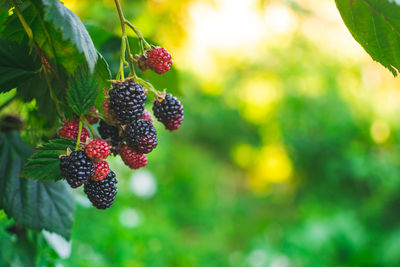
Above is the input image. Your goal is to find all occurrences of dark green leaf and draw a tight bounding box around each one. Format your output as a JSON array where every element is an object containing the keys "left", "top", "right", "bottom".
[
  {"left": 0, "top": 132, "right": 75, "bottom": 239},
  {"left": 67, "top": 64, "right": 99, "bottom": 115},
  {"left": 0, "top": 38, "right": 40, "bottom": 93},
  {"left": 335, "top": 0, "right": 400, "bottom": 76},
  {"left": 21, "top": 138, "right": 75, "bottom": 181},
  {"left": 1, "top": 1, "right": 85, "bottom": 74},
  {"left": 42, "top": 0, "right": 98, "bottom": 72},
  {"left": 94, "top": 52, "right": 111, "bottom": 110}
]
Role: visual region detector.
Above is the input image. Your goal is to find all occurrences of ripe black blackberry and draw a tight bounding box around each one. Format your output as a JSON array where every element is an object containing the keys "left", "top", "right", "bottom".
[
  {"left": 60, "top": 150, "right": 94, "bottom": 188},
  {"left": 109, "top": 79, "right": 146, "bottom": 124},
  {"left": 84, "top": 170, "right": 118, "bottom": 209},
  {"left": 152, "top": 93, "right": 184, "bottom": 131},
  {"left": 124, "top": 119, "right": 158, "bottom": 154}
]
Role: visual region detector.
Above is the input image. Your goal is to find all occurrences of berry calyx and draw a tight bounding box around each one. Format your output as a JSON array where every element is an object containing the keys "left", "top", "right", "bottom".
[
  {"left": 140, "top": 109, "right": 154, "bottom": 125},
  {"left": 93, "top": 161, "right": 110, "bottom": 181},
  {"left": 84, "top": 170, "right": 118, "bottom": 209},
  {"left": 109, "top": 79, "right": 146, "bottom": 125},
  {"left": 59, "top": 120, "right": 90, "bottom": 142},
  {"left": 152, "top": 94, "right": 184, "bottom": 131},
  {"left": 137, "top": 54, "right": 149, "bottom": 71},
  {"left": 146, "top": 47, "right": 172, "bottom": 74},
  {"left": 85, "top": 140, "right": 110, "bottom": 161},
  {"left": 124, "top": 119, "right": 158, "bottom": 154},
  {"left": 60, "top": 150, "right": 94, "bottom": 188},
  {"left": 120, "top": 145, "right": 147, "bottom": 169}
]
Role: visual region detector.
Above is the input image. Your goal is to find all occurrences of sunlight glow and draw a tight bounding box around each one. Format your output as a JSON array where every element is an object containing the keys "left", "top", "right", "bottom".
[{"left": 370, "top": 120, "right": 390, "bottom": 144}]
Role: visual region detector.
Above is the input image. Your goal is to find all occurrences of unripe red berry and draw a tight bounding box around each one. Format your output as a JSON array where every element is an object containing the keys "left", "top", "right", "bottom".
[
  {"left": 146, "top": 47, "right": 172, "bottom": 74},
  {"left": 93, "top": 161, "right": 110, "bottom": 181},
  {"left": 120, "top": 145, "right": 147, "bottom": 169},
  {"left": 59, "top": 120, "right": 90, "bottom": 142},
  {"left": 86, "top": 140, "right": 110, "bottom": 161}
]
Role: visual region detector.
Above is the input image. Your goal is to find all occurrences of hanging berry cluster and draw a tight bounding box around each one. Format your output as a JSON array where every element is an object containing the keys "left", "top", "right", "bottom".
[{"left": 58, "top": 1, "right": 183, "bottom": 209}]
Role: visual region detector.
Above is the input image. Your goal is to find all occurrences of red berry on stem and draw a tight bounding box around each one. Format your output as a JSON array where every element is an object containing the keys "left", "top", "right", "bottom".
[
  {"left": 59, "top": 120, "right": 90, "bottom": 142},
  {"left": 120, "top": 145, "right": 147, "bottom": 169},
  {"left": 86, "top": 140, "right": 110, "bottom": 161},
  {"left": 93, "top": 161, "right": 110, "bottom": 181},
  {"left": 146, "top": 47, "right": 172, "bottom": 74}
]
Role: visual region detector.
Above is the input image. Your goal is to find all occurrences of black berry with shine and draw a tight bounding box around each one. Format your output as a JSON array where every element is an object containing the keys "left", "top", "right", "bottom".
[
  {"left": 98, "top": 120, "right": 122, "bottom": 154},
  {"left": 60, "top": 150, "right": 94, "bottom": 188},
  {"left": 84, "top": 170, "right": 118, "bottom": 209},
  {"left": 152, "top": 93, "right": 183, "bottom": 131},
  {"left": 109, "top": 79, "right": 146, "bottom": 125},
  {"left": 124, "top": 119, "right": 158, "bottom": 154}
]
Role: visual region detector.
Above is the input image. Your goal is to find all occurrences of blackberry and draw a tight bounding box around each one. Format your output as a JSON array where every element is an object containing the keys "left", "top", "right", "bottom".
[
  {"left": 93, "top": 161, "right": 110, "bottom": 181},
  {"left": 102, "top": 98, "right": 119, "bottom": 125},
  {"left": 152, "top": 94, "right": 184, "bottom": 131},
  {"left": 84, "top": 170, "right": 118, "bottom": 209},
  {"left": 124, "top": 119, "right": 158, "bottom": 154},
  {"left": 86, "top": 140, "right": 110, "bottom": 161},
  {"left": 109, "top": 79, "right": 146, "bottom": 124},
  {"left": 146, "top": 47, "right": 172, "bottom": 74},
  {"left": 120, "top": 145, "right": 147, "bottom": 169},
  {"left": 59, "top": 120, "right": 90, "bottom": 142},
  {"left": 86, "top": 107, "right": 99, "bottom": 124},
  {"left": 60, "top": 150, "right": 94, "bottom": 188}
]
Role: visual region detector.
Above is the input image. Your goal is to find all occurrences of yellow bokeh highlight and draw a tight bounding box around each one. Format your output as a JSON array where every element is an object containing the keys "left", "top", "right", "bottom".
[
  {"left": 247, "top": 144, "right": 293, "bottom": 194},
  {"left": 370, "top": 120, "right": 390, "bottom": 144},
  {"left": 239, "top": 76, "right": 282, "bottom": 124},
  {"left": 231, "top": 144, "right": 255, "bottom": 169}
]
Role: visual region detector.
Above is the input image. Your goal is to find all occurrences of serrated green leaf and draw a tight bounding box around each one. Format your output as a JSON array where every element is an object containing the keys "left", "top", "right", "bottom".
[
  {"left": 0, "top": 132, "right": 75, "bottom": 240},
  {"left": 21, "top": 138, "right": 75, "bottom": 181},
  {"left": 336, "top": 0, "right": 400, "bottom": 76},
  {"left": 42, "top": 0, "right": 98, "bottom": 72},
  {"left": 67, "top": 64, "right": 99, "bottom": 116}
]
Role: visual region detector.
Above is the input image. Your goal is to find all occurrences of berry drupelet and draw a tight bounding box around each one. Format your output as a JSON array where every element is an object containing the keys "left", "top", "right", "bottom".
[
  {"left": 152, "top": 94, "right": 184, "bottom": 131},
  {"left": 109, "top": 79, "right": 146, "bottom": 125},
  {"left": 84, "top": 170, "right": 118, "bottom": 209},
  {"left": 120, "top": 145, "right": 147, "bottom": 169},
  {"left": 124, "top": 119, "right": 158, "bottom": 154},
  {"left": 60, "top": 150, "right": 94, "bottom": 188}
]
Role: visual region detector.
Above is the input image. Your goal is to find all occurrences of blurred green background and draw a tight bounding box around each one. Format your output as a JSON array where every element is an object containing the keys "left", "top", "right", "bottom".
[{"left": 4, "top": 0, "right": 400, "bottom": 266}]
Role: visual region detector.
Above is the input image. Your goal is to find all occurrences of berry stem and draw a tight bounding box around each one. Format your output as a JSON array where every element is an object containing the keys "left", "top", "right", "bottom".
[
  {"left": 12, "top": 1, "right": 33, "bottom": 45},
  {"left": 135, "top": 77, "right": 164, "bottom": 98},
  {"left": 124, "top": 20, "right": 152, "bottom": 50},
  {"left": 83, "top": 118, "right": 100, "bottom": 139},
  {"left": 114, "top": 0, "right": 137, "bottom": 79},
  {"left": 75, "top": 119, "right": 83, "bottom": 151}
]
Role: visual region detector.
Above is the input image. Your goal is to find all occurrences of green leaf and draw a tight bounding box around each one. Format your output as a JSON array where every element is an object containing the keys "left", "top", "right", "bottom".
[
  {"left": 0, "top": 132, "right": 75, "bottom": 239},
  {"left": 94, "top": 52, "right": 111, "bottom": 110},
  {"left": 21, "top": 138, "right": 75, "bottom": 181},
  {"left": 0, "top": 38, "right": 40, "bottom": 93},
  {"left": 42, "top": 0, "right": 98, "bottom": 72},
  {"left": 67, "top": 64, "right": 99, "bottom": 116},
  {"left": 335, "top": 0, "right": 400, "bottom": 76},
  {"left": 0, "top": 38, "right": 66, "bottom": 123},
  {"left": 1, "top": 1, "right": 85, "bottom": 74}
]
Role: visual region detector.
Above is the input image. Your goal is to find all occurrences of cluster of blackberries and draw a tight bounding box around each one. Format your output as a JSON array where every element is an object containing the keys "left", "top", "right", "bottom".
[
  {"left": 59, "top": 138, "right": 116, "bottom": 209},
  {"left": 58, "top": 46, "right": 182, "bottom": 210}
]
